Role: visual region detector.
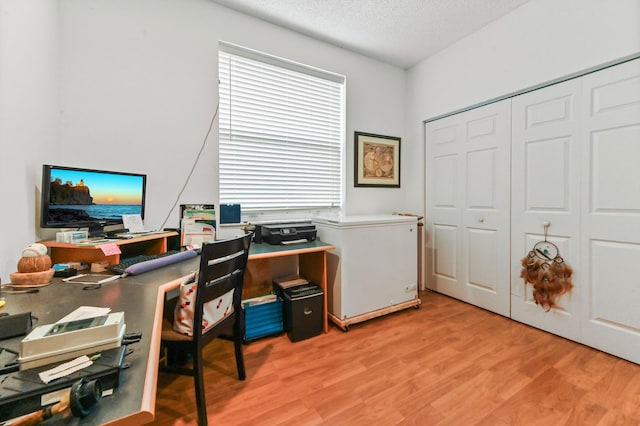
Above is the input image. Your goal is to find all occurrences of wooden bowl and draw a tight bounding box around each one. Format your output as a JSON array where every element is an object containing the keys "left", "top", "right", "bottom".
[{"left": 9, "top": 269, "right": 55, "bottom": 286}]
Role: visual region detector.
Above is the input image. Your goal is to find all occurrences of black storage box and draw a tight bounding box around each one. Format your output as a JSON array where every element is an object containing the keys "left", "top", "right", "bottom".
[
  {"left": 282, "top": 283, "right": 323, "bottom": 342},
  {"left": 272, "top": 275, "right": 309, "bottom": 299}
]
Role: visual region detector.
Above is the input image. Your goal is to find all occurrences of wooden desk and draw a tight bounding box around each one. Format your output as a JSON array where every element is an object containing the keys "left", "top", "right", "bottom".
[
  {"left": 41, "top": 232, "right": 178, "bottom": 266},
  {"left": 244, "top": 241, "right": 335, "bottom": 333},
  {"left": 0, "top": 240, "right": 334, "bottom": 425},
  {"left": 0, "top": 257, "right": 199, "bottom": 425}
]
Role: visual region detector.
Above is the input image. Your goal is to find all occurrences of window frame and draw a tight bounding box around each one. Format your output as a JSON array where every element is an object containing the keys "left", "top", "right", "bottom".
[{"left": 218, "top": 42, "right": 346, "bottom": 215}]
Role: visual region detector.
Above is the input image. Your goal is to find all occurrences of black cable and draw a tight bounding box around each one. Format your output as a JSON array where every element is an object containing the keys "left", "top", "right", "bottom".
[{"left": 157, "top": 102, "right": 220, "bottom": 231}]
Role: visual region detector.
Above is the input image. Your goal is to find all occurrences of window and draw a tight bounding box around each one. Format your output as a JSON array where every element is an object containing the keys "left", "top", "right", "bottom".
[{"left": 218, "top": 42, "right": 345, "bottom": 212}]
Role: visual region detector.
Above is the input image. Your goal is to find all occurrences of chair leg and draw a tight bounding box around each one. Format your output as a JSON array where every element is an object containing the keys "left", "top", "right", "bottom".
[
  {"left": 192, "top": 349, "right": 208, "bottom": 426},
  {"left": 233, "top": 322, "right": 246, "bottom": 380},
  {"left": 166, "top": 345, "right": 191, "bottom": 366}
]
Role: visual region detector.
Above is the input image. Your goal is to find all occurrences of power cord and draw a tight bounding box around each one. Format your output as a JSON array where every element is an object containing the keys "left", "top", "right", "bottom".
[{"left": 157, "top": 102, "right": 220, "bottom": 231}]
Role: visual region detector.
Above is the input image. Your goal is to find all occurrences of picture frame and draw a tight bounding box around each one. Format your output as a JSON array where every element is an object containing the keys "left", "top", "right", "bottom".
[{"left": 354, "top": 131, "right": 400, "bottom": 188}]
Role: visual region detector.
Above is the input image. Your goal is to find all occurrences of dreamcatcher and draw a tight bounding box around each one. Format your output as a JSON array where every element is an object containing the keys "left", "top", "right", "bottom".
[{"left": 520, "top": 222, "right": 573, "bottom": 311}]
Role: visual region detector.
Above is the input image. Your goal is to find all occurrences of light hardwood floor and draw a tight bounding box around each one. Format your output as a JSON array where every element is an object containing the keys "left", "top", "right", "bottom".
[{"left": 154, "top": 291, "right": 640, "bottom": 425}]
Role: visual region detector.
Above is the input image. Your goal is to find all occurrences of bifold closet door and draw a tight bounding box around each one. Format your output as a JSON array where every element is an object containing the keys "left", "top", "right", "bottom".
[
  {"left": 510, "top": 79, "right": 582, "bottom": 341},
  {"left": 425, "top": 100, "right": 511, "bottom": 317},
  {"left": 579, "top": 58, "right": 640, "bottom": 364}
]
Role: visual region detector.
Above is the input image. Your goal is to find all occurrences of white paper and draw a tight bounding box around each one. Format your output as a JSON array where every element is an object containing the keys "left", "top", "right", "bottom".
[
  {"left": 122, "top": 214, "right": 145, "bottom": 233},
  {"left": 41, "top": 388, "right": 69, "bottom": 406},
  {"left": 39, "top": 355, "right": 93, "bottom": 383},
  {"left": 181, "top": 218, "right": 215, "bottom": 248},
  {"left": 56, "top": 306, "right": 111, "bottom": 324},
  {"left": 62, "top": 274, "right": 120, "bottom": 285}
]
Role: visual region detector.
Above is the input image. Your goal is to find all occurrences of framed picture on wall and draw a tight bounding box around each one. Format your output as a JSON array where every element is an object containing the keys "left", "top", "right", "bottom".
[{"left": 354, "top": 131, "right": 400, "bottom": 188}]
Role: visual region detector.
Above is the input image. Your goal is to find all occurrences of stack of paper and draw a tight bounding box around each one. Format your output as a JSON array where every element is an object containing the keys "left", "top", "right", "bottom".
[{"left": 180, "top": 205, "right": 216, "bottom": 248}]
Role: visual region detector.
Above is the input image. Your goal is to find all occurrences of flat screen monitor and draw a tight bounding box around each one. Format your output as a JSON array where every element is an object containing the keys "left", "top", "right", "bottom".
[{"left": 40, "top": 164, "right": 147, "bottom": 237}]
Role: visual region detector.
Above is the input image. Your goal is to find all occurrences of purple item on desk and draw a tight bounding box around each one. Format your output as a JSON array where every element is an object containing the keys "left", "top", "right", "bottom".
[{"left": 124, "top": 250, "right": 198, "bottom": 275}]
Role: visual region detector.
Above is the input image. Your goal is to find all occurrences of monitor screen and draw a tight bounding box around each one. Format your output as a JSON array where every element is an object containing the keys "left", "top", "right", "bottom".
[{"left": 40, "top": 164, "right": 146, "bottom": 236}]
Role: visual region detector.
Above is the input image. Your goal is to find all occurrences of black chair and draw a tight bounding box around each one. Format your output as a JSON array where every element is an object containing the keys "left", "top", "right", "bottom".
[{"left": 160, "top": 234, "right": 251, "bottom": 425}]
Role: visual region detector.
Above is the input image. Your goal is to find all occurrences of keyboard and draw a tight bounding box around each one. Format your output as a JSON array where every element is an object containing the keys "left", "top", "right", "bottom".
[
  {"left": 108, "top": 250, "right": 198, "bottom": 275},
  {"left": 112, "top": 230, "right": 162, "bottom": 239}
]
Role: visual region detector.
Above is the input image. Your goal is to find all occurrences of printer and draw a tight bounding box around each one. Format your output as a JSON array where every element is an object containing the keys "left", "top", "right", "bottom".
[{"left": 256, "top": 222, "right": 317, "bottom": 245}]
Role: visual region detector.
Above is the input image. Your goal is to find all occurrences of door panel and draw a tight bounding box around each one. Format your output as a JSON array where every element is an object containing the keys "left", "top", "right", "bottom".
[
  {"left": 466, "top": 149, "right": 496, "bottom": 208},
  {"left": 511, "top": 78, "right": 582, "bottom": 341},
  {"left": 433, "top": 155, "right": 457, "bottom": 209},
  {"left": 525, "top": 136, "right": 570, "bottom": 210},
  {"left": 427, "top": 114, "right": 461, "bottom": 296},
  {"left": 466, "top": 228, "right": 498, "bottom": 292},
  {"left": 426, "top": 100, "right": 511, "bottom": 316},
  {"left": 580, "top": 58, "right": 640, "bottom": 364},
  {"left": 461, "top": 102, "right": 511, "bottom": 316},
  {"left": 592, "top": 126, "right": 640, "bottom": 213},
  {"left": 432, "top": 224, "right": 458, "bottom": 294}
]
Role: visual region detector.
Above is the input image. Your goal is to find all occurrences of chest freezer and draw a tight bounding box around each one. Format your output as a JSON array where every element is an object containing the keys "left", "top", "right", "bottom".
[{"left": 312, "top": 214, "right": 420, "bottom": 330}]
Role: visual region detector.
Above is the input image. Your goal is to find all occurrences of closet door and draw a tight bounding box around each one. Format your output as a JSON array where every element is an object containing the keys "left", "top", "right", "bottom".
[
  {"left": 580, "top": 58, "right": 640, "bottom": 364},
  {"left": 511, "top": 79, "right": 582, "bottom": 341},
  {"left": 425, "top": 100, "right": 511, "bottom": 316},
  {"left": 425, "top": 112, "right": 461, "bottom": 299}
]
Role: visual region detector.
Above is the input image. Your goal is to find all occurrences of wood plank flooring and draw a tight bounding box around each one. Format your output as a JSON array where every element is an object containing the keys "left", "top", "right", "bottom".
[{"left": 153, "top": 291, "right": 640, "bottom": 425}]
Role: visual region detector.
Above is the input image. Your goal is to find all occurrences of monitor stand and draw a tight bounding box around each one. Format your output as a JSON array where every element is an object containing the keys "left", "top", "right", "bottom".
[{"left": 87, "top": 223, "right": 106, "bottom": 238}]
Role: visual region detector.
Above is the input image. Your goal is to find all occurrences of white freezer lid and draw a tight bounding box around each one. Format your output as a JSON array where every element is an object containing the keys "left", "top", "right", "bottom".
[{"left": 312, "top": 214, "right": 417, "bottom": 227}]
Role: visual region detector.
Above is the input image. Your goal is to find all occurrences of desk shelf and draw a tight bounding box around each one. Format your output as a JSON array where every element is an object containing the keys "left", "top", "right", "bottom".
[
  {"left": 41, "top": 232, "right": 178, "bottom": 265},
  {"left": 243, "top": 241, "right": 334, "bottom": 334}
]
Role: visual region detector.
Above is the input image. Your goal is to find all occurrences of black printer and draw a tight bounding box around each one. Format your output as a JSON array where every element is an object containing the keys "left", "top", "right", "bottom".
[{"left": 256, "top": 222, "right": 317, "bottom": 245}]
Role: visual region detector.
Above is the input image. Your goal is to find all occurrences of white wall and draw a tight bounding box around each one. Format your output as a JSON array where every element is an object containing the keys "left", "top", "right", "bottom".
[
  {"left": 0, "top": 0, "right": 409, "bottom": 282},
  {"left": 58, "top": 0, "right": 408, "bottom": 229},
  {"left": 405, "top": 0, "right": 640, "bottom": 216},
  {"left": 0, "top": 0, "right": 59, "bottom": 281},
  {"left": 8, "top": 0, "right": 636, "bottom": 283}
]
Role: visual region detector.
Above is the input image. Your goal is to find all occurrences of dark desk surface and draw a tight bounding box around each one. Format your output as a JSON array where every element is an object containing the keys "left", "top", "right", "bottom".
[
  {"left": 0, "top": 240, "right": 334, "bottom": 425},
  {"left": 0, "top": 257, "right": 199, "bottom": 425}
]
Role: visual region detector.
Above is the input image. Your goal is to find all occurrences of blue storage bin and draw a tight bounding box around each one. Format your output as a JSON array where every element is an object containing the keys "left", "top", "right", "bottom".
[{"left": 242, "top": 295, "right": 283, "bottom": 342}]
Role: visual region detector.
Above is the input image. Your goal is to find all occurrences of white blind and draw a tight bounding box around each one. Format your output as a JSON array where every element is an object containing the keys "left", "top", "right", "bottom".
[{"left": 218, "top": 44, "right": 344, "bottom": 212}]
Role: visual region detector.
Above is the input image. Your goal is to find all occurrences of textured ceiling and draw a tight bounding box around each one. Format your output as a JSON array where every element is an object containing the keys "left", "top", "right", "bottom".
[{"left": 210, "top": 0, "right": 531, "bottom": 69}]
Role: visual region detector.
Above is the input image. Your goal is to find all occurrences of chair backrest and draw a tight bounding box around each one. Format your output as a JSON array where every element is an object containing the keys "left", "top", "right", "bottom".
[{"left": 193, "top": 234, "right": 251, "bottom": 345}]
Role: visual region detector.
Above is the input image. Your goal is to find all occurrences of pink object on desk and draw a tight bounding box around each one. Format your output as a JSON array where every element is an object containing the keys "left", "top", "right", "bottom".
[{"left": 99, "top": 243, "right": 122, "bottom": 256}]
